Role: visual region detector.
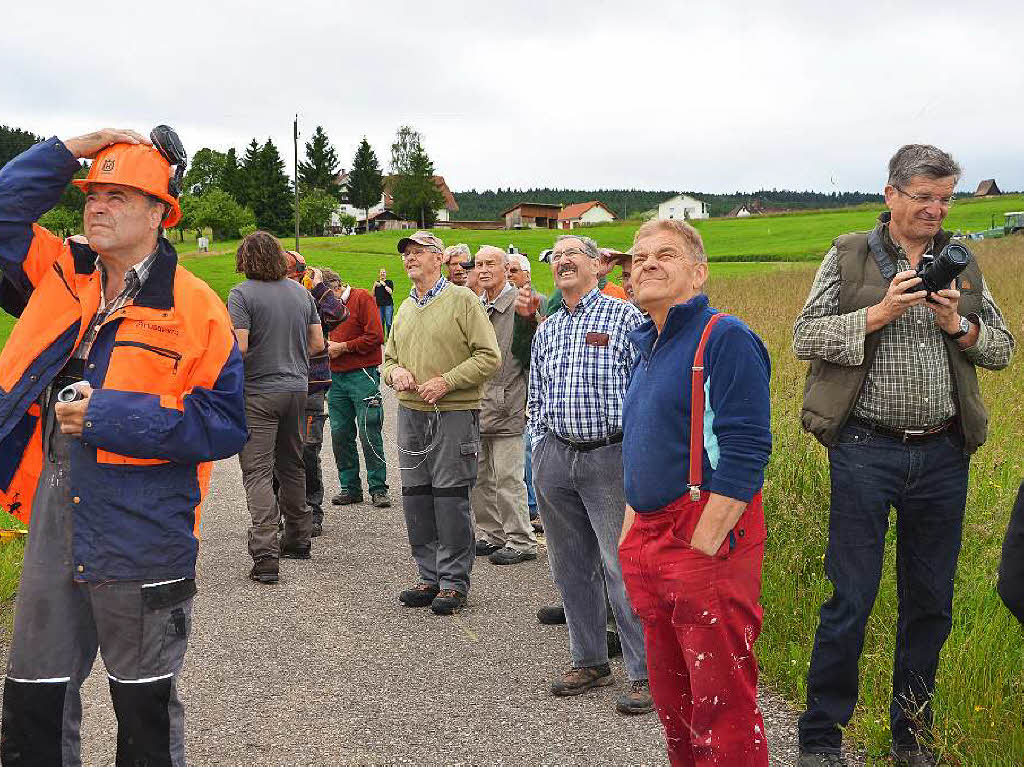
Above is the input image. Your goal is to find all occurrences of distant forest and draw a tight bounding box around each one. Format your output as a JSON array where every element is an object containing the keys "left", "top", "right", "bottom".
[{"left": 452, "top": 188, "right": 888, "bottom": 220}]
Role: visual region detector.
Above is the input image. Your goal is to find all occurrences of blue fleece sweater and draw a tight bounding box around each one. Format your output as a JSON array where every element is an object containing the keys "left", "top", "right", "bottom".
[{"left": 622, "top": 294, "right": 772, "bottom": 511}]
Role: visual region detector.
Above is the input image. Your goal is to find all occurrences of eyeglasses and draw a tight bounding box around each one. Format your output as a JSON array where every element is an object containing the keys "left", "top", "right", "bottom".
[
  {"left": 894, "top": 186, "right": 954, "bottom": 208},
  {"left": 550, "top": 248, "right": 591, "bottom": 263}
]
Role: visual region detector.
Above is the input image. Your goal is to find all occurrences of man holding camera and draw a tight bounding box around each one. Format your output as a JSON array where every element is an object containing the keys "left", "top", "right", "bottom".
[
  {"left": 0, "top": 128, "right": 247, "bottom": 764},
  {"left": 794, "top": 144, "right": 1014, "bottom": 765}
]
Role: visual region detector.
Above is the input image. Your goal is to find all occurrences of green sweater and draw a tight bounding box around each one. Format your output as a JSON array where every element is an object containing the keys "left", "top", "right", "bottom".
[{"left": 382, "top": 284, "right": 501, "bottom": 411}]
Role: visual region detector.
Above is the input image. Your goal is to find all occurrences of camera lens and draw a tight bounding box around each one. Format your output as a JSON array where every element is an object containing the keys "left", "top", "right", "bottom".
[{"left": 917, "top": 242, "right": 971, "bottom": 294}]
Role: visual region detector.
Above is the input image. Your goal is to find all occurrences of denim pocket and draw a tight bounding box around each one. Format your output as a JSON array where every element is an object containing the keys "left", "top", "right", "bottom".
[{"left": 835, "top": 424, "right": 875, "bottom": 447}]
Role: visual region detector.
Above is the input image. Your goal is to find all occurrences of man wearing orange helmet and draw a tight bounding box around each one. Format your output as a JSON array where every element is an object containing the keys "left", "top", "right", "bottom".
[{"left": 0, "top": 128, "right": 247, "bottom": 765}]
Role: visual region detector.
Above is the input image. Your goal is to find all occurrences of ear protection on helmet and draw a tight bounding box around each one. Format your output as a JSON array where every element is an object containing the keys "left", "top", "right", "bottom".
[{"left": 150, "top": 125, "right": 187, "bottom": 198}]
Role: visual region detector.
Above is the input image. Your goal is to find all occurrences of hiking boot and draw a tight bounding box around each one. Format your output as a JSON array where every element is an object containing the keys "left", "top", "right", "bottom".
[
  {"left": 488, "top": 546, "right": 537, "bottom": 565},
  {"left": 796, "top": 753, "right": 847, "bottom": 766},
  {"left": 475, "top": 539, "right": 503, "bottom": 556},
  {"left": 891, "top": 747, "right": 938, "bottom": 766},
  {"left": 430, "top": 589, "right": 466, "bottom": 615},
  {"left": 249, "top": 557, "right": 279, "bottom": 584},
  {"left": 615, "top": 679, "right": 654, "bottom": 715},
  {"left": 311, "top": 519, "right": 323, "bottom": 538},
  {"left": 280, "top": 543, "right": 311, "bottom": 559},
  {"left": 399, "top": 582, "right": 439, "bottom": 608},
  {"left": 607, "top": 629, "right": 622, "bottom": 658},
  {"left": 531, "top": 517, "right": 544, "bottom": 533},
  {"left": 551, "top": 663, "right": 613, "bottom": 696},
  {"left": 332, "top": 489, "right": 363, "bottom": 505},
  {"left": 537, "top": 605, "right": 567, "bottom": 625},
  {"left": 371, "top": 492, "right": 391, "bottom": 508}
]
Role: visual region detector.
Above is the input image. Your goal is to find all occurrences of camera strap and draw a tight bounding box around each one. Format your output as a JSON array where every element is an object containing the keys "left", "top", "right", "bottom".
[{"left": 866, "top": 227, "right": 898, "bottom": 283}]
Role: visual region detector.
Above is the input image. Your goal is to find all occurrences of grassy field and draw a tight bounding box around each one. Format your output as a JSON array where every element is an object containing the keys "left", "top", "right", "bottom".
[{"left": 714, "top": 238, "right": 1023, "bottom": 764}]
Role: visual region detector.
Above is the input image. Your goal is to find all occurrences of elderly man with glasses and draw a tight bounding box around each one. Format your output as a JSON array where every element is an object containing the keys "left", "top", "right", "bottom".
[
  {"left": 794, "top": 144, "right": 1014, "bottom": 766},
  {"left": 383, "top": 231, "right": 500, "bottom": 615},
  {"left": 527, "top": 234, "right": 652, "bottom": 715}
]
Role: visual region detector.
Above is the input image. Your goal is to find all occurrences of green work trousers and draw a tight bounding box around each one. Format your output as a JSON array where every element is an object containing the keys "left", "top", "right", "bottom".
[{"left": 327, "top": 367, "right": 388, "bottom": 496}]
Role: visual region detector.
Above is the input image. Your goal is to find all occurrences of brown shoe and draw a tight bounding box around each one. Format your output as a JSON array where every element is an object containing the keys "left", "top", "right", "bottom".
[
  {"left": 550, "top": 663, "right": 613, "bottom": 696},
  {"left": 615, "top": 679, "right": 654, "bottom": 714}
]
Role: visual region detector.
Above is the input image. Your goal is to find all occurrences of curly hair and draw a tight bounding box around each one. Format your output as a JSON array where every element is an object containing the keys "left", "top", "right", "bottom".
[{"left": 236, "top": 231, "right": 288, "bottom": 281}]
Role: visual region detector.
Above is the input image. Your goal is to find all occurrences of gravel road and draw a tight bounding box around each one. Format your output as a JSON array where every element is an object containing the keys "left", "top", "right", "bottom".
[{"left": 1, "top": 386, "right": 866, "bottom": 766}]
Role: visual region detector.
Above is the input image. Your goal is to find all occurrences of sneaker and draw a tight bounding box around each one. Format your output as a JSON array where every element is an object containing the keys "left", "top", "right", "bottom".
[
  {"left": 891, "top": 747, "right": 938, "bottom": 766},
  {"left": 249, "top": 557, "right": 279, "bottom": 584},
  {"left": 796, "top": 753, "right": 847, "bottom": 766},
  {"left": 615, "top": 679, "right": 654, "bottom": 715},
  {"left": 475, "top": 539, "right": 503, "bottom": 556},
  {"left": 311, "top": 519, "right": 323, "bottom": 538},
  {"left": 531, "top": 518, "right": 544, "bottom": 533},
  {"left": 537, "top": 605, "right": 567, "bottom": 625},
  {"left": 551, "top": 663, "right": 613, "bottom": 696},
  {"left": 488, "top": 546, "right": 538, "bottom": 565},
  {"left": 398, "top": 582, "right": 439, "bottom": 608},
  {"left": 371, "top": 492, "right": 391, "bottom": 508},
  {"left": 607, "top": 629, "right": 622, "bottom": 658},
  {"left": 332, "top": 490, "right": 363, "bottom": 505},
  {"left": 280, "top": 543, "right": 311, "bottom": 559},
  {"left": 430, "top": 589, "right": 466, "bottom": 615}
]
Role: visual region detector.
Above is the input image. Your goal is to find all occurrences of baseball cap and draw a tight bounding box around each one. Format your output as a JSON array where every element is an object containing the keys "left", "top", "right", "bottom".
[
  {"left": 397, "top": 231, "right": 444, "bottom": 254},
  {"left": 600, "top": 247, "right": 631, "bottom": 265}
]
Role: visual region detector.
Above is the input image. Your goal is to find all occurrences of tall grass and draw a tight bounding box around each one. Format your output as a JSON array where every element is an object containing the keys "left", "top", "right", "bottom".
[{"left": 705, "top": 239, "right": 1023, "bottom": 763}]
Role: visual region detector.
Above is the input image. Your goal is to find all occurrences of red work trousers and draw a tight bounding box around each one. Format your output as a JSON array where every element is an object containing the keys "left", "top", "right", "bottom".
[{"left": 619, "top": 491, "right": 768, "bottom": 766}]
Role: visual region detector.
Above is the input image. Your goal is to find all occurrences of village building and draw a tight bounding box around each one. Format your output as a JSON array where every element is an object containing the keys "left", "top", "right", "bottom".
[
  {"left": 726, "top": 204, "right": 753, "bottom": 217},
  {"left": 657, "top": 194, "right": 709, "bottom": 220},
  {"left": 557, "top": 200, "right": 617, "bottom": 229},
  {"left": 501, "top": 202, "right": 562, "bottom": 229},
  {"left": 330, "top": 171, "right": 459, "bottom": 232},
  {"left": 975, "top": 179, "right": 1002, "bottom": 197}
]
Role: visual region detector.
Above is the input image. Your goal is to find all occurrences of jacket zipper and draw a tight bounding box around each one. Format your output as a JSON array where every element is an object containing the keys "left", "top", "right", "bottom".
[{"left": 112, "top": 340, "right": 182, "bottom": 372}]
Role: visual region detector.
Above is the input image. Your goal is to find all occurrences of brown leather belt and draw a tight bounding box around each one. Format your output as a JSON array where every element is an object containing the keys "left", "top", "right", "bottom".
[{"left": 848, "top": 417, "right": 954, "bottom": 443}]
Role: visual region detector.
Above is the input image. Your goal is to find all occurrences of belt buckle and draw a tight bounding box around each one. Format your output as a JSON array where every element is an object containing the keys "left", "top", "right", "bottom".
[{"left": 902, "top": 428, "right": 926, "bottom": 442}]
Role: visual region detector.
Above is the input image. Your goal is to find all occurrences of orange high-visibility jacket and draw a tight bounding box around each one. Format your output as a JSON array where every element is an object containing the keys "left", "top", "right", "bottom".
[{"left": 0, "top": 138, "right": 248, "bottom": 581}]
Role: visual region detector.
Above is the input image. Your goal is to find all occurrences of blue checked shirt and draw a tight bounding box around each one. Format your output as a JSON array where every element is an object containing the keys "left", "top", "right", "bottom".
[
  {"left": 528, "top": 287, "right": 644, "bottom": 443},
  {"left": 410, "top": 275, "right": 448, "bottom": 306}
]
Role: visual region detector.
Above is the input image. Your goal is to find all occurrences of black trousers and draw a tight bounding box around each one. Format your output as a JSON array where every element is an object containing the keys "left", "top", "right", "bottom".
[{"left": 997, "top": 481, "right": 1024, "bottom": 624}]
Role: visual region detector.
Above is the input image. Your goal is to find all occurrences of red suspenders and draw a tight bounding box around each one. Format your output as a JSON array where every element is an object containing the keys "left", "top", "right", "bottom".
[{"left": 689, "top": 313, "right": 728, "bottom": 501}]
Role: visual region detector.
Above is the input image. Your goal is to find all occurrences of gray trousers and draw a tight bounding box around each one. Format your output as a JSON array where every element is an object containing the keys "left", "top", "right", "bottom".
[
  {"left": 303, "top": 391, "right": 327, "bottom": 519},
  {"left": 532, "top": 435, "right": 648, "bottom": 681},
  {"left": 398, "top": 406, "right": 480, "bottom": 595},
  {"left": 2, "top": 394, "right": 193, "bottom": 767},
  {"left": 472, "top": 433, "right": 536, "bottom": 552},
  {"left": 239, "top": 390, "right": 311, "bottom": 559}
]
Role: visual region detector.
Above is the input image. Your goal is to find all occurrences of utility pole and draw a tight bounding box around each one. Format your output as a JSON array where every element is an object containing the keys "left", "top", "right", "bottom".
[{"left": 293, "top": 114, "right": 300, "bottom": 252}]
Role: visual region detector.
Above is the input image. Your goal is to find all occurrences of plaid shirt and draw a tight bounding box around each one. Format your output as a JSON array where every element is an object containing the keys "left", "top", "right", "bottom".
[
  {"left": 74, "top": 251, "right": 158, "bottom": 361},
  {"left": 410, "top": 275, "right": 448, "bottom": 307},
  {"left": 528, "top": 287, "right": 643, "bottom": 442},
  {"left": 794, "top": 229, "right": 1014, "bottom": 429}
]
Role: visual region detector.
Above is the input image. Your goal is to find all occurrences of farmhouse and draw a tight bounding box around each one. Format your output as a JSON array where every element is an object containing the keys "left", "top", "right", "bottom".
[
  {"left": 975, "top": 179, "right": 1002, "bottom": 197},
  {"left": 331, "top": 171, "right": 459, "bottom": 232},
  {"left": 501, "top": 202, "right": 561, "bottom": 229},
  {"left": 558, "top": 201, "right": 616, "bottom": 229},
  {"left": 726, "top": 204, "right": 753, "bottom": 217},
  {"left": 657, "top": 194, "right": 709, "bottom": 220}
]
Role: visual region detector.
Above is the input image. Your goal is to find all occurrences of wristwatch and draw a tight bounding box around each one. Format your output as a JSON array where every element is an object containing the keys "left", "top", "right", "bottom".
[{"left": 944, "top": 315, "right": 971, "bottom": 340}]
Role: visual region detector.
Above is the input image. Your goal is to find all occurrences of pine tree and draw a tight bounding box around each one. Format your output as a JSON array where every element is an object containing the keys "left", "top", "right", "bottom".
[
  {"left": 347, "top": 138, "right": 384, "bottom": 232},
  {"left": 391, "top": 143, "right": 444, "bottom": 228},
  {"left": 240, "top": 138, "right": 293, "bottom": 235},
  {"left": 297, "top": 125, "right": 341, "bottom": 198},
  {"left": 238, "top": 139, "right": 262, "bottom": 209},
  {"left": 220, "top": 148, "right": 244, "bottom": 205}
]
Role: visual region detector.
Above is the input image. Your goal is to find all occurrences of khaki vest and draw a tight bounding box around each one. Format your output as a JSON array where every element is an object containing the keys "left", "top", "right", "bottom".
[{"left": 800, "top": 224, "right": 987, "bottom": 454}]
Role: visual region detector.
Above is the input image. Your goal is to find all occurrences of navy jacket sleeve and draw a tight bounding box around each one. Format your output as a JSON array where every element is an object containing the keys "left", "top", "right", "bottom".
[
  {"left": 310, "top": 282, "right": 348, "bottom": 332},
  {"left": 0, "top": 138, "right": 81, "bottom": 312},
  {"left": 705, "top": 319, "right": 772, "bottom": 502}
]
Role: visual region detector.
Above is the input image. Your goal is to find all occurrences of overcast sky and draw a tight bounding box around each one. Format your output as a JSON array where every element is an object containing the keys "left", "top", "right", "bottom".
[{"left": 3, "top": 0, "right": 1021, "bottom": 194}]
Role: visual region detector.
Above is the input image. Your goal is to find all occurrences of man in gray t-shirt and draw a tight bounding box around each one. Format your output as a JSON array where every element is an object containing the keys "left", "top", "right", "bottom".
[
  {"left": 227, "top": 278, "right": 319, "bottom": 393},
  {"left": 228, "top": 232, "right": 326, "bottom": 584}
]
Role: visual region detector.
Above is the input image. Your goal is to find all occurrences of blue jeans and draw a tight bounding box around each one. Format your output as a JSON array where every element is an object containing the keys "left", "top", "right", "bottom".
[
  {"left": 799, "top": 422, "right": 970, "bottom": 753},
  {"left": 378, "top": 304, "right": 393, "bottom": 337},
  {"left": 523, "top": 431, "right": 537, "bottom": 519}
]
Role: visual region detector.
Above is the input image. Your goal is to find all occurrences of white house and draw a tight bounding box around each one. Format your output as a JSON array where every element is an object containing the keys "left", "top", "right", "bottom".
[
  {"left": 558, "top": 201, "right": 617, "bottom": 229},
  {"left": 330, "top": 171, "right": 458, "bottom": 232},
  {"left": 657, "top": 194, "right": 709, "bottom": 221}
]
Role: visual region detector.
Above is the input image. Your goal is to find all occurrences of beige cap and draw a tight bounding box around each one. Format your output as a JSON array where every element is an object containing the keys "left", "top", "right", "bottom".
[
  {"left": 397, "top": 231, "right": 444, "bottom": 253},
  {"left": 599, "top": 247, "right": 631, "bottom": 265}
]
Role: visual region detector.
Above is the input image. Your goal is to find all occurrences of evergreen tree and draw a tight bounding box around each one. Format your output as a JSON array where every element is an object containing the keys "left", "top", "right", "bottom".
[
  {"left": 347, "top": 138, "right": 384, "bottom": 231},
  {"left": 240, "top": 138, "right": 293, "bottom": 235},
  {"left": 238, "top": 139, "right": 262, "bottom": 209},
  {"left": 297, "top": 126, "right": 341, "bottom": 198},
  {"left": 220, "top": 148, "right": 244, "bottom": 204},
  {"left": 0, "top": 125, "right": 43, "bottom": 169},
  {"left": 391, "top": 143, "right": 444, "bottom": 228}
]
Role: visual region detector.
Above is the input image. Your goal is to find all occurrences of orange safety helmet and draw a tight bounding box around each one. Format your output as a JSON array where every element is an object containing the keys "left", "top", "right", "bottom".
[{"left": 72, "top": 143, "right": 182, "bottom": 227}]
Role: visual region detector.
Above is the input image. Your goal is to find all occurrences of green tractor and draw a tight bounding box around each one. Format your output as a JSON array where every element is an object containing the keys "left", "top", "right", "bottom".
[{"left": 1006, "top": 212, "right": 1024, "bottom": 236}]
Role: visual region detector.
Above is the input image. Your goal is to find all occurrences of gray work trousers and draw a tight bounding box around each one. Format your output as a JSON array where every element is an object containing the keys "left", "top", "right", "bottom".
[
  {"left": 532, "top": 435, "right": 648, "bottom": 681},
  {"left": 2, "top": 393, "right": 193, "bottom": 767},
  {"left": 239, "top": 390, "right": 311, "bottom": 560},
  {"left": 398, "top": 406, "right": 480, "bottom": 595}
]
